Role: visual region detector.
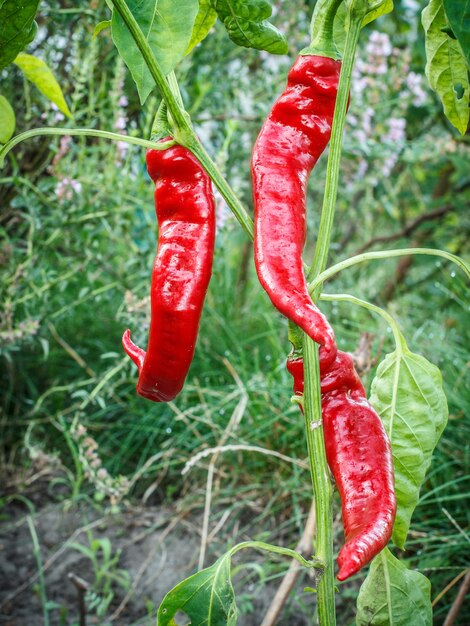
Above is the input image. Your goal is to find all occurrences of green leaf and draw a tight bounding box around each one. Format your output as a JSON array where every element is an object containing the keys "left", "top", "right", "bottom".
[
  {"left": 422, "top": 0, "right": 470, "bottom": 135},
  {"left": 0, "top": 95, "right": 15, "bottom": 143},
  {"left": 13, "top": 53, "right": 72, "bottom": 118},
  {"left": 0, "top": 0, "right": 40, "bottom": 71},
  {"left": 212, "top": 0, "right": 288, "bottom": 55},
  {"left": 356, "top": 548, "right": 432, "bottom": 625},
  {"left": 369, "top": 346, "right": 448, "bottom": 549},
  {"left": 157, "top": 553, "right": 237, "bottom": 625},
  {"left": 111, "top": 0, "right": 199, "bottom": 105},
  {"left": 443, "top": 0, "right": 470, "bottom": 68},
  {"left": 362, "top": 0, "right": 394, "bottom": 27},
  {"left": 93, "top": 20, "right": 111, "bottom": 39},
  {"left": 186, "top": 0, "right": 217, "bottom": 54}
]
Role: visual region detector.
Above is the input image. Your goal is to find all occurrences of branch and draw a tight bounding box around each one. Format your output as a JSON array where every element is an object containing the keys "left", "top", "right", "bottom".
[
  {"left": 443, "top": 569, "right": 470, "bottom": 626},
  {"left": 354, "top": 204, "right": 454, "bottom": 255}
]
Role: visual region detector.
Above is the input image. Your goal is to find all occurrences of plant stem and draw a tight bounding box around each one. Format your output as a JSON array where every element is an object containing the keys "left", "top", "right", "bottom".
[
  {"left": 308, "top": 19, "right": 362, "bottom": 282},
  {"left": 230, "top": 540, "right": 323, "bottom": 570},
  {"left": 309, "top": 248, "right": 470, "bottom": 291},
  {"left": 302, "top": 4, "right": 364, "bottom": 624},
  {"left": 302, "top": 334, "right": 334, "bottom": 624},
  {"left": 111, "top": 0, "right": 188, "bottom": 132},
  {"left": 302, "top": 0, "right": 343, "bottom": 58},
  {"left": 109, "top": 0, "right": 254, "bottom": 240},
  {"left": 0, "top": 127, "right": 159, "bottom": 167},
  {"left": 320, "top": 292, "right": 406, "bottom": 351}
]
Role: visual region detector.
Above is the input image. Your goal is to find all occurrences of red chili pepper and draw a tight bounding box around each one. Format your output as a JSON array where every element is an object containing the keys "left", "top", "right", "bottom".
[
  {"left": 252, "top": 55, "right": 343, "bottom": 355},
  {"left": 286, "top": 350, "right": 396, "bottom": 580},
  {"left": 123, "top": 142, "right": 215, "bottom": 402}
]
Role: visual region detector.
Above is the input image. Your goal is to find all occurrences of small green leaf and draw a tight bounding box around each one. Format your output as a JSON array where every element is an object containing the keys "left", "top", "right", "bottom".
[
  {"left": 111, "top": 0, "right": 199, "bottom": 105},
  {"left": 443, "top": 0, "right": 470, "bottom": 67},
  {"left": 0, "top": 95, "right": 15, "bottom": 143},
  {"left": 186, "top": 0, "right": 217, "bottom": 53},
  {"left": 212, "top": 0, "right": 288, "bottom": 55},
  {"left": 356, "top": 548, "right": 432, "bottom": 625},
  {"left": 157, "top": 553, "right": 237, "bottom": 625},
  {"left": 0, "top": 0, "right": 40, "bottom": 70},
  {"left": 422, "top": 0, "right": 470, "bottom": 135},
  {"left": 13, "top": 53, "right": 72, "bottom": 118},
  {"left": 370, "top": 347, "right": 448, "bottom": 548},
  {"left": 93, "top": 20, "right": 111, "bottom": 39},
  {"left": 362, "top": 0, "right": 394, "bottom": 27}
]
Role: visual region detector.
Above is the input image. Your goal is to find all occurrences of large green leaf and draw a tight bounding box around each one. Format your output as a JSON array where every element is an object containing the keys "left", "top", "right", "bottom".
[
  {"left": 370, "top": 346, "right": 448, "bottom": 549},
  {"left": 0, "top": 95, "right": 15, "bottom": 143},
  {"left": 422, "top": 0, "right": 469, "bottom": 135},
  {"left": 356, "top": 548, "right": 432, "bottom": 625},
  {"left": 13, "top": 53, "right": 72, "bottom": 118},
  {"left": 111, "top": 0, "right": 199, "bottom": 104},
  {"left": 186, "top": 0, "right": 217, "bottom": 54},
  {"left": 0, "top": 0, "right": 40, "bottom": 71},
  {"left": 443, "top": 0, "right": 470, "bottom": 68},
  {"left": 212, "top": 0, "right": 288, "bottom": 55},
  {"left": 157, "top": 553, "right": 237, "bottom": 625}
]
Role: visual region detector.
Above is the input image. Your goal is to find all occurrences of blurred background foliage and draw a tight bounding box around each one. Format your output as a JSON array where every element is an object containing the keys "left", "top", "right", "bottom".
[{"left": 0, "top": 0, "right": 469, "bottom": 623}]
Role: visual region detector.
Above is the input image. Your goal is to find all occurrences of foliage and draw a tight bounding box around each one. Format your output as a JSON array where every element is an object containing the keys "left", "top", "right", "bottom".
[{"left": 0, "top": 0, "right": 469, "bottom": 624}]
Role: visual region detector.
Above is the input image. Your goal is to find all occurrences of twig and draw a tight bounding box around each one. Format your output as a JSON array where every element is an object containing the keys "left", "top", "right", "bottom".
[
  {"left": 183, "top": 444, "right": 308, "bottom": 476},
  {"left": 260, "top": 501, "right": 317, "bottom": 626},
  {"left": 68, "top": 572, "right": 89, "bottom": 626},
  {"left": 432, "top": 568, "right": 469, "bottom": 608},
  {"left": 443, "top": 569, "right": 470, "bottom": 626},
  {"left": 354, "top": 205, "right": 454, "bottom": 255}
]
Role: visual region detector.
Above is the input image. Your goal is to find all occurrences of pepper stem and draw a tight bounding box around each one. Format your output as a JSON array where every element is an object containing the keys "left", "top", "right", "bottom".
[
  {"left": 301, "top": 0, "right": 343, "bottom": 59},
  {"left": 301, "top": 2, "right": 366, "bottom": 624}
]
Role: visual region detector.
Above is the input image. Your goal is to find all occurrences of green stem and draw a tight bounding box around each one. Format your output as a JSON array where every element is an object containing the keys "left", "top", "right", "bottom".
[
  {"left": 229, "top": 540, "right": 323, "bottom": 571},
  {"left": 185, "top": 138, "right": 254, "bottom": 239},
  {"left": 302, "top": 4, "right": 366, "bottom": 624},
  {"left": 319, "top": 292, "right": 406, "bottom": 351},
  {"left": 109, "top": 0, "right": 254, "bottom": 240},
  {"left": 309, "top": 14, "right": 363, "bottom": 282},
  {"left": 110, "top": 0, "right": 188, "bottom": 132},
  {"left": 302, "top": 334, "right": 334, "bottom": 624},
  {"left": 310, "top": 248, "right": 470, "bottom": 292},
  {"left": 0, "top": 127, "right": 161, "bottom": 167},
  {"left": 302, "top": 0, "right": 343, "bottom": 58}
]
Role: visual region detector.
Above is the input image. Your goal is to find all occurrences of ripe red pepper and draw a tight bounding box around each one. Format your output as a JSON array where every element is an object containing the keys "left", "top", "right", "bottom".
[
  {"left": 251, "top": 55, "right": 343, "bottom": 355},
  {"left": 123, "top": 142, "right": 215, "bottom": 402},
  {"left": 286, "top": 350, "right": 396, "bottom": 580}
]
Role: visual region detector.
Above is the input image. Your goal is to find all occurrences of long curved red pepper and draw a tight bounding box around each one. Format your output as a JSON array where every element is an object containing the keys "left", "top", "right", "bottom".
[
  {"left": 251, "top": 55, "right": 343, "bottom": 357},
  {"left": 123, "top": 142, "right": 215, "bottom": 402},
  {"left": 286, "top": 351, "right": 396, "bottom": 581}
]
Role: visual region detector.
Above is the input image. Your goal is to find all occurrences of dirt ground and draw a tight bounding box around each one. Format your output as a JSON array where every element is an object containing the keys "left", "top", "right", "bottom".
[{"left": 0, "top": 474, "right": 321, "bottom": 626}]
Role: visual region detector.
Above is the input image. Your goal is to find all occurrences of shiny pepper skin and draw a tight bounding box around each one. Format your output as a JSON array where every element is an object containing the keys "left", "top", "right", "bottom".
[
  {"left": 122, "top": 142, "right": 215, "bottom": 402},
  {"left": 286, "top": 351, "right": 396, "bottom": 581},
  {"left": 252, "top": 55, "right": 343, "bottom": 356}
]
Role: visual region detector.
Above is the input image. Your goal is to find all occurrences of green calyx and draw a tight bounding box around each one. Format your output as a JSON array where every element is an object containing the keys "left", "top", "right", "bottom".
[{"left": 301, "top": 0, "right": 343, "bottom": 59}]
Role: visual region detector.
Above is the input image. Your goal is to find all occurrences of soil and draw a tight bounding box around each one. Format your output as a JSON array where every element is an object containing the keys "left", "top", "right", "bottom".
[{"left": 0, "top": 473, "right": 322, "bottom": 626}]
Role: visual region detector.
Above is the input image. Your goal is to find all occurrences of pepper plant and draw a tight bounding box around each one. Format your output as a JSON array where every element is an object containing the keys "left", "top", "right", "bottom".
[{"left": 0, "top": 0, "right": 469, "bottom": 624}]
